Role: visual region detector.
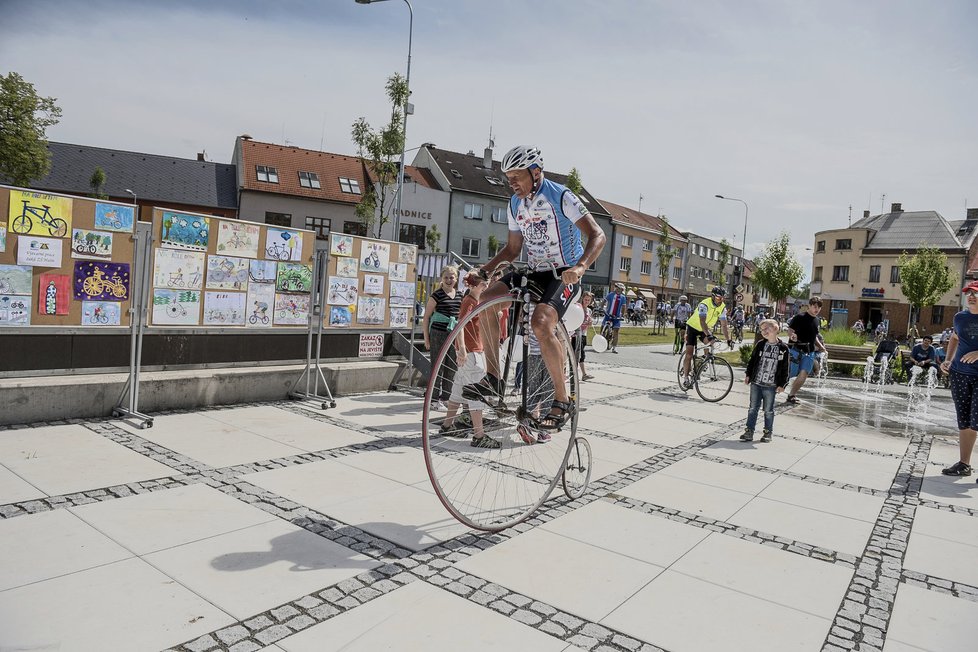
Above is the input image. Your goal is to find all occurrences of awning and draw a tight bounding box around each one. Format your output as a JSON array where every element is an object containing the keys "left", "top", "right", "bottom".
[{"left": 626, "top": 289, "right": 637, "bottom": 298}]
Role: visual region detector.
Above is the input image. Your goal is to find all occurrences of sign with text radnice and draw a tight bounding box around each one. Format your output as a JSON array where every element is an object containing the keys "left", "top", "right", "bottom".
[{"left": 358, "top": 333, "right": 385, "bottom": 357}]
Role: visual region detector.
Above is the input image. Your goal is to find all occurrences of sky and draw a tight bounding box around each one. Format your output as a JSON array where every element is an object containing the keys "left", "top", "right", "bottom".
[{"left": 2, "top": 0, "right": 976, "bottom": 272}]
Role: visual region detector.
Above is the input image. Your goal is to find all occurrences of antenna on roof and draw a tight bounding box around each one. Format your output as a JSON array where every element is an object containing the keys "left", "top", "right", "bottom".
[
  {"left": 880, "top": 193, "right": 886, "bottom": 214},
  {"left": 488, "top": 101, "right": 495, "bottom": 149},
  {"left": 848, "top": 204, "right": 852, "bottom": 227},
  {"left": 319, "top": 113, "right": 327, "bottom": 151},
  {"left": 638, "top": 194, "right": 643, "bottom": 212}
]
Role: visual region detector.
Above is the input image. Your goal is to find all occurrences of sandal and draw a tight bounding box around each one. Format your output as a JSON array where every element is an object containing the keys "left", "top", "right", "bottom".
[
  {"left": 581, "top": 374, "right": 595, "bottom": 381},
  {"left": 537, "top": 399, "right": 574, "bottom": 431},
  {"left": 470, "top": 435, "right": 502, "bottom": 449},
  {"left": 439, "top": 422, "right": 469, "bottom": 438}
]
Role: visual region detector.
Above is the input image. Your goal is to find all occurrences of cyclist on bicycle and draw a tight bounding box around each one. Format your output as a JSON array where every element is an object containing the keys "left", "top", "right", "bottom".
[
  {"left": 732, "top": 305, "right": 745, "bottom": 341},
  {"left": 681, "top": 286, "right": 734, "bottom": 389},
  {"left": 464, "top": 145, "right": 606, "bottom": 431},
  {"left": 673, "top": 295, "right": 693, "bottom": 352},
  {"left": 603, "top": 283, "right": 627, "bottom": 353}
]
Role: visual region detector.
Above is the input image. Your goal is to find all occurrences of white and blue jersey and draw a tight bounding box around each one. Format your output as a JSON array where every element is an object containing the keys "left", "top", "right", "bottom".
[{"left": 508, "top": 176, "right": 587, "bottom": 270}]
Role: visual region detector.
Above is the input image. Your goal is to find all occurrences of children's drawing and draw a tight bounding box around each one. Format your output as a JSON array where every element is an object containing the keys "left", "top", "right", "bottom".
[
  {"left": 0, "top": 224, "right": 7, "bottom": 253},
  {"left": 249, "top": 259, "right": 277, "bottom": 284},
  {"left": 71, "top": 229, "right": 113, "bottom": 260},
  {"left": 330, "top": 233, "right": 353, "bottom": 257},
  {"left": 274, "top": 293, "right": 310, "bottom": 326},
  {"left": 38, "top": 273, "right": 70, "bottom": 315},
  {"left": 336, "top": 256, "right": 358, "bottom": 277},
  {"left": 276, "top": 263, "right": 313, "bottom": 293},
  {"left": 390, "top": 307, "right": 409, "bottom": 329},
  {"left": 152, "top": 289, "right": 201, "bottom": 326},
  {"left": 81, "top": 301, "right": 122, "bottom": 326},
  {"left": 357, "top": 296, "right": 385, "bottom": 325},
  {"left": 389, "top": 281, "right": 415, "bottom": 307},
  {"left": 0, "top": 294, "right": 31, "bottom": 326},
  {"left": 328, "top": 306, "right": 352, "bottom": 328},
  {"left": 203, "top": 291, "right": 246, "bottom": 326},
  {"left": 327, "top": 276, "right": 358, "bottom": 305},
  {"left": 16, "top": 235, "right": 63, "bottom": 267},
  {"left": 161, "top": 211, "right": 210, "bottom": 251},
  {"left": 153, "top": 249, "right": 204, "bottom": 290},
  {"left": 265, "top": 227, "right": 302, "bottom": 262},
  {"left": 246, "top": 282, "right": 275, "bottom": 327},
  {"left": 363, "top": 274, "right": 384, "bottom": 295},
  {"left": 398, "top": 244, "right": 417, "bottom": 264},
  {"left": 73, "top": 261, "right": 130, "bottom": 301},
  {"left": 389, "top": 263, "right": 407, "bottom": 282},
  {"left": 0, "top": 264, "right": 33, "bottom": 295},
  {"left": 206, "top": 255, "right": 250, "bottom": 291},
  {"left": 94, "top": 203, "right": 135, "bottom": 233},
  {"left": 8, "top": 190, "right": 72, "bottom": 237},
  {"left": 360, "top": 241, "right": 390, "bottom": 273},
  {"left": 216, "top": 221, "right": 260, "bottom": 258}
]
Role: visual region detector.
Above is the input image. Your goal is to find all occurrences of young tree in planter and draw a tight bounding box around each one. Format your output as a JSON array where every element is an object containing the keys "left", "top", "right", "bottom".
[
  {"left": 425, "top": 225, "right": 441, "bottom": 253},
  {"left": 897, "top": 246, "right": 955, "bottom": 335},
  {"left": 566, "top": 167, "right": 583, "bottom": 195},
  {"left": 0, "top": 72, "right": 62, "bottom": 187},
  {"left": 487, "top": 234, "right": 501, "bottom": 259},
  {"left": 752, "top": 232, "right": 804, "bottom": 310},
  {"left": 655, "top": 215, "right": 675, "bottom": 299},
  {"left": 89, "top": 166, "right": 107, "bottom": 199},
  {"left": 351, "top": 73, "right": 409, "bottom": 238}
]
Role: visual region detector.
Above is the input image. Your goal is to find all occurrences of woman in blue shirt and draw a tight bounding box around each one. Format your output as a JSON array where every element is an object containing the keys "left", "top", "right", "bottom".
[{"left": 940, "top": 280, "right": 978, "bottom": 479}]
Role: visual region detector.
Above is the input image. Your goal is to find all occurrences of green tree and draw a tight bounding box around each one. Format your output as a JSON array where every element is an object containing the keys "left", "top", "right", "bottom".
[
  {"left": 752, "top": 232, "right": 805, "bottom": 308},
  {"left": 655, "top": 215, "right": 674, "bottom": 296},
  {"left": 487, "top": 234, "right": 500, "bottom": 259},
  {"left": 716, "top": 238, "right": 732, "bottom": 290},
  {"left": 897, "top": 246, "right": 955, "bottom": 334},
  {"left": 351, "top": 73, "right": 409, "bottom": 238},
  {"left": 426, "top": 224, "right": 441, "bottom": 252},
  {"left": 0, "top": 72, "right": 62, "bottom": 187},
  {"left": 566, "top": 167, "right": 583, "bottom": 195},
  {"left": 89, "top": 166, "right": 107, "bottom": 199}
]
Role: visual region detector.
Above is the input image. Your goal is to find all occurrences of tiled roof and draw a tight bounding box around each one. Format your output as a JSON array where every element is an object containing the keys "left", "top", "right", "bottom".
[
  {"left": 22, "top": 142, "right": 237, "bottom": 209},
  {"left": 238, "top": 139, "right": 368, "bottom": 205},
  {"left": 424, "top": 146, "right": 610, "bottom": 217},
  {"left": 851, "top": 210, "right": 962, "bottom": 250},
  {"left": 597, "top": 198, "right": 685, "bottom": 240},
  {"left": 363, "top": 164, "right": 440, "bottom": 190}
]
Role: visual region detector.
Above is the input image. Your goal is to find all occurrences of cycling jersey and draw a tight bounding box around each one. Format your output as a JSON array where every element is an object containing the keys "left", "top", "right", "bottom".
[
  {"left": 508, "top": 176, "right": 587, "bottom": 270},
  {"left": 686, "top": 298, "right": 727, "bottom": 332},
  {"left": 674, "top": 302, "right": 694, "bottom": 325},
  {"left": 604, "top": 292, "right": 626, "bottom": 319}
]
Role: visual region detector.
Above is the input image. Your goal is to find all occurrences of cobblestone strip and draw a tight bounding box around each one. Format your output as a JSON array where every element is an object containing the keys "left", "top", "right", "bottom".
[
  {"left": 693, "top": 452, "right": 891, "bottom": 499},
  {"left": 575, "top": 426, "right": 663, "bottom": 451},
  {"left": 775, "top": 433, "right": 906, "bottom": 460},
  {"left": 603, "top": 493, "right": 858, "bottom": 569},
  {"left": 901, "top": 569, "right": 978, "bottom": 603},
  {"left": 916, "top": 498, "right": 978, "bottom": 518},
  {"left": 83, "top": 421, "right": 210, "bottom": 474},
  {"left": 820, "top": 434, "right": 931, "bottom": 652}
]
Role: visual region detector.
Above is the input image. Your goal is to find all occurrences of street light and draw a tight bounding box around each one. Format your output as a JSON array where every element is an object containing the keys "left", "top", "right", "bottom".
[
  {"left": 356, "top": 0, "right": 413, "bottom": 244},
  {"left": 124, "top": 188, "right": 137, "bottom": 221},
  {"left": 715, "top": 194, "right": 749, "bottom": 308}
]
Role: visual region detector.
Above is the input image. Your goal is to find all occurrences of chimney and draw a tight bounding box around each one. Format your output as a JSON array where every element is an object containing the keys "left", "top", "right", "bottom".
[
  {"left": 967, "top": 208, "right": 978, "bottom": 221},
  {"left": 891, "top": 202, "right": 903, "bottom": 213},
  {"left": 863, "top": 210, "right": 870, "bottom": 218},
  {"left": 483, "top": 147, "right": 492, "bottom": 169},
  {"left": 197, "top": 152, "right": 205, "bottom": 162}
]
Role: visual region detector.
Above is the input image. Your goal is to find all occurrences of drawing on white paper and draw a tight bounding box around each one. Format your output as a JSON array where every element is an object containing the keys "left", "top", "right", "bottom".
[
  {"left": 216, "top": 221, "right": 260, "bottom": 258},
  {"left": 330, "top": 233, "right": 353, "bottom": 257},
  {"left": 363, "top": 274, "right": 384, "bottom": 295},
  {"left": 203, "top": 291, "right": 246, "bottom": 326},
  {"left": 0, "top": 294, "right": 31, "bottom": 326},
  {"left": 81, "top": 301, "right": 122, "bottom": 326},
  {"left": 389, "top": 263, "right": 407, "bottom": 282},
  {"left": 152, "top": 289, "right": 201, "bottom": 326},
  {"left": 357, "top": 296, "right": 385, "bottom": 325},
  {"left": 336, "top": 257, "right": 358, "bottom": 277},
  {"left": 389, "top": 307, "right": 409, "bottom": 329},
  {"left": 360, "top": 241, "right": 390, "bottom": 273},
  {"left": 398, "top": 244, "right": 417, "bottom": 264},
  {"left": 327, "top": 276, "right": 359, "bottom": 305},
  {"left": 246, "top": 282, "right": 275, "bottom": 327},
  {"left": 274, "top": 293, "right": 310, "bottom": 326},
  {"left": 265, "top": 227, "right": 302, "bottom": 261},
  {"left": 249, "top": 260, "right": 277, "bottom": 284},
  {"left": 206, "top": 255, "right": 249, "bottom": 290},
  {"left": 389, "top": 281, "right": 415, "bottom": 307},
  {"left": 153, "top": 249, "right": 204, "bottom": 290},
  {"left": 0, "top": 264, "right": 33, "bottom": 295}
]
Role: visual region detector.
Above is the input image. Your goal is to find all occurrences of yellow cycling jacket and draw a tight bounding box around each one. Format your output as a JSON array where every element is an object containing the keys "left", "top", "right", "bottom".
[{"left": 686, "top": 298, "right": 726, "bottom": 332}]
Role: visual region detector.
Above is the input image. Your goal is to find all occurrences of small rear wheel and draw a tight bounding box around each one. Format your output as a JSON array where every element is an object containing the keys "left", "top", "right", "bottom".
[{"left": 562, "top": 436, "right": 592, "bottom": 499}]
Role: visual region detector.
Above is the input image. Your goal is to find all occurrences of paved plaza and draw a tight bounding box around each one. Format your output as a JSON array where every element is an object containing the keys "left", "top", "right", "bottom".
[{"left": 1, "top": 348, "right": 977, "bottom": 651}]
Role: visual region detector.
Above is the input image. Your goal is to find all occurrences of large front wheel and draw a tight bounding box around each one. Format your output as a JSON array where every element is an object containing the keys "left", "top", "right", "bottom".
[
  {"left": 422, "top": 294, "right": 579, "bottom": 531},
  {"left": 694, "top": 357, "right": 734, "bottom": 402}
]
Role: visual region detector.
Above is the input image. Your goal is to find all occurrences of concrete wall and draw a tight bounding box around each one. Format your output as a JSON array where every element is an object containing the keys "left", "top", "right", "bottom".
[{"left": 374, "top": 181, "right": 450, "bottom": 251}]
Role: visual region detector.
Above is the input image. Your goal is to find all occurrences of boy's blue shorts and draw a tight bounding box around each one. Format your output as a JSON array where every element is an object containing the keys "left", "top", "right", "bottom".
[{"left": 789, "top": 348, "right": 816, "bottom": 377}]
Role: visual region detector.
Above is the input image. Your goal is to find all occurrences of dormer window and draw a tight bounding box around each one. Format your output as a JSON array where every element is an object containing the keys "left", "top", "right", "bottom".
[
  {"left": 256, "top": 165, "right": 278, "bottom": 183},
  {"left": 299, "top": 171, "right": 321, "bottom": 189},
  {"left": 339, "top": 177, "right": 361, "bottom": 194}
]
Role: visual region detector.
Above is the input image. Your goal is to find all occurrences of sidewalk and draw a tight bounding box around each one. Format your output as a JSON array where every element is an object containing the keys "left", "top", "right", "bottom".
[{"left": 1, "top": 361, "right": 976, "bottom": 651}]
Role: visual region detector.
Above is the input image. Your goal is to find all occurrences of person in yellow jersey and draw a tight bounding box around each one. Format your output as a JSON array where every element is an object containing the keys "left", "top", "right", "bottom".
[{"left": 681, "top": 286, "right": 734, "bottom": 390}]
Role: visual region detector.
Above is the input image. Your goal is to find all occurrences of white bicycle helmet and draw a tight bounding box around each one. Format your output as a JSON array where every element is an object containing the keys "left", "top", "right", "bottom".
[
  {"left": 500, "top": 145, "right": 544, "bottom": 172},
  {"left": 679, "top": 295, "right": 688, "bottom": 301}
]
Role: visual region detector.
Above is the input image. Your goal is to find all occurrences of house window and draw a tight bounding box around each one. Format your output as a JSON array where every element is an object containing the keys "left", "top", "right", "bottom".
[
  {"left": 304, "top": 216, "right": 331, "bottom": 240},
  {"left": 343, "top": 221, "right": 367, "bottom": 236},
  {"left": 868, "top": 265, "right": 881, "bottom": 283},
  {"left": 813, "top": 266, "right": 822, "bottom": 281},
  {"left": 640, "top": 260, "right": 652, "bottom": 275},
  {"left": 831, "top": 299, "right": 847, "bottom": 311},
  {"left": 461, "top": 237, "right": 480, "bottom": 257},
  {"left": 890, "top": 266, "right": 901, "bottom": 283},
  {"left": 490, "top": 206, "right": 506, "bottom": 223},
  {"left": 673, "top": 266, "right": 682, "bottom": 280},
  {"left": 587, "top": 260, "right": 597, "bottom": 271},
  {"left": 463, "top": 202, "right": 483, "bottom": 220},
  {"left": 835, "top": 238, "right": 852, "bottom": 250},
  {"left": 264, "top": 211, "right": 291, "bottom": 227},
  {"left": 399, "top": 223, "right": 426, "bottom": 249},
  {"left": 256, "top": 165, "right": 279, "bottom": 183},
  {"left": 488, "top": 239, "right": 504, "bottom": 256},
  {"left": 932, "top": 305, "right": 945, "bottom": 325},
  {"left": 298, "top": 171, "right": 321, "bottom": 189},
  {"left": 832, "top": 265, "right": 849, "bottom": 282},
  {"left": 643, "top": 240, "right": 654, "bottom": 252},
  {"left": 622, "top": 235, "right": 633, "bottom": 247},
  {"left": 619, "top": 257, "right": 630, "bottom": 272},
  {"left": 816, "top": 240, "right": 826, "bottom": 252},
  {"left": 339, "top": 177, "right": 361, "bottom": 194}
]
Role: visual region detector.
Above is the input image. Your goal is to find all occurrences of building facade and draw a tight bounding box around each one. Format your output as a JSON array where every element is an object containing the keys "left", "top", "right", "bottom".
[
  {"left": 368, "top": 164, "right": 449, "bottom": 252},
  {"left": 683, "top": 233, "right": 743, "bottom": 305}
]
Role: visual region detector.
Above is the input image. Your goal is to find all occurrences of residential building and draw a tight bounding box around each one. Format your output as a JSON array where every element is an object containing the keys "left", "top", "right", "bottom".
[
  {"left": 598, "top": 199, "right": 687, "bottom": 304},
  {"left": 684, "top": 233, "right": 743, "bottom": 305},
  {"left": 810, "top": 203, "right": 978, "bottom": 334},
  {"left": 366, "top": 163, "right": 449, "bottom": 252},
  {"left": 741, "top": 259, "right": 769, "bottom": 316},
  {"left": 21, "top": 141, "right": 238, "bottom": 221}
]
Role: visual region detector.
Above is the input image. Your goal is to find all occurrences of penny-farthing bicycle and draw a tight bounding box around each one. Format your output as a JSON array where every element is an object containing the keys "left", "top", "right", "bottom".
[{"left": 422, "top": 263, "right": 593, "bottom": 532}]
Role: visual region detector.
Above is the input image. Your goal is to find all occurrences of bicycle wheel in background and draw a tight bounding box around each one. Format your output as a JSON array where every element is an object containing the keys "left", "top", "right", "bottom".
[
  {"left": 694, "top": 356, "right": 734, "bottom": 402},
  {"left": 422, "top": 294, "right": 580, "bottom": 532}
]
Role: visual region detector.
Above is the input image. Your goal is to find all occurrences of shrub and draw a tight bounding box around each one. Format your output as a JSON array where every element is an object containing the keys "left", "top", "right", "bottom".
[
  {"left": 821, "top": 327, "right": 868, "bottom": 347},
  {"left": 739, "top": 342, "right": 754, "bottom": 366}
]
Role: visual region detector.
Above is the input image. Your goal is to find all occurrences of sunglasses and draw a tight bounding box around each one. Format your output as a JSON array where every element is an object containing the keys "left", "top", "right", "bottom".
[{"left": 966, "top": 290, "right": 978, "bottom": 297}]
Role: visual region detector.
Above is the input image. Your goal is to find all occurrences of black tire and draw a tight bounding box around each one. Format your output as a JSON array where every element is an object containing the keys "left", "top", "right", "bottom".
[
  {"left": 694, "top": 356, "right": 734, "bottom": 402},
  {"left": 562, "top": 436, "right": 592, "bottom": 499}
]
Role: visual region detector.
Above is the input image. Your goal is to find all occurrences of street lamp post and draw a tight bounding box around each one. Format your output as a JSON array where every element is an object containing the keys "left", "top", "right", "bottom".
[
  {"left": 356, "top": 0, "right": 413, "bottom": 244},
  {"left": 125, "top": 188, "right": 137, "bottom": 219},
  {"left": 715, "top": 194, "right": 749, "bottom": 309}
]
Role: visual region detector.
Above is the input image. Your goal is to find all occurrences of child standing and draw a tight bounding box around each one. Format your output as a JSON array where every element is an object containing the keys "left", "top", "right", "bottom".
[
  {"left": 741, "top": 318, "right": 790, "bottom": 442},
  {"left": 441, "top": 272, "right": 501, "bottom": 449}
]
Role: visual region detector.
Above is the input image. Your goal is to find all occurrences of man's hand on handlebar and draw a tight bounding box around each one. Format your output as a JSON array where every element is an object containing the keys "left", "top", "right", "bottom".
[{"left": 561, "top": 264, "right": 585, "bottom": 286}]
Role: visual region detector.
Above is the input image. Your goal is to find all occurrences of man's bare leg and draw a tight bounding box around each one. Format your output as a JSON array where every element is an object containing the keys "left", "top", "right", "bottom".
[
  {"left": 476, "top": 281, "right": 510, "bottom": 380},
  {"left": 531, "top": 304, "right": 569, "bottom": 406},
  {"left": 790, "top": 370, "right": 809, "bottom": 396}
]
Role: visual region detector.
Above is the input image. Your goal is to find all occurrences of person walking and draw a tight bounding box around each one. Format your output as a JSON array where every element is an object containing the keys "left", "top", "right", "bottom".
[
  {"left": 740, "top": 319, "right": 790, "bottom": 442},
  {"left": 785, "top": 296, "right": 826, "bottom": 403},
  {"left": 571, "top": 292, "right": 596, "bottom": 381},
  {"left": 939, "top": 281, "right": 978, "bottom": 479},
  {"left": 603, "top": 283, "right": 627, "bottom": 353},
  {"left": 423, "top": 265, "right": 461, "bottom": 408}
]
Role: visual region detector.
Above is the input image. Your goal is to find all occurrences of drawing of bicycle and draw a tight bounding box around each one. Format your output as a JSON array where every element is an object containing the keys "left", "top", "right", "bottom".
[
  {"left": 207, "top": 309, "right": 227, "bottom": 322},
  {"left": 249, "top": 306, "right": 269, "bottom": 325},
  {"left": 91, "top": 307, "right": 110, "bottom": 324},
  {"left": 100, "top": 209, "right": 124, "bottom": 230},
  {"left": 12, "top": 200, "right": 68, "bottom": 237},
  {"left": 266, "top": 242, "right": 292, "bottom": 260},
  {"left": 82, "top": 269, "right": 127, "bottom": 298},
  {"left": 74, "top": 241, "right": 99, "bottom": 255},
  {"left": 166, "top": 303, "right": 187, "bottom": 318},
  {"left": 227, "top": 233, "right": 249, "bottom": 249},
  {"left": 0, "top": 279, "right": 11, "bottom": 294},
  {"left": 363, "top": 251, "right": 381, "bottom": 269}
]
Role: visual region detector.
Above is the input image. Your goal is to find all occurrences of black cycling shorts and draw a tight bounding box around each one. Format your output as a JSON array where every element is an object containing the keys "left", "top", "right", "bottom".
[
  {"left": 685, "top": 325, "right": 711, "bottom": 347},
  {"left": 498, "top": 267, "right": 581, "bottom": 318}
]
